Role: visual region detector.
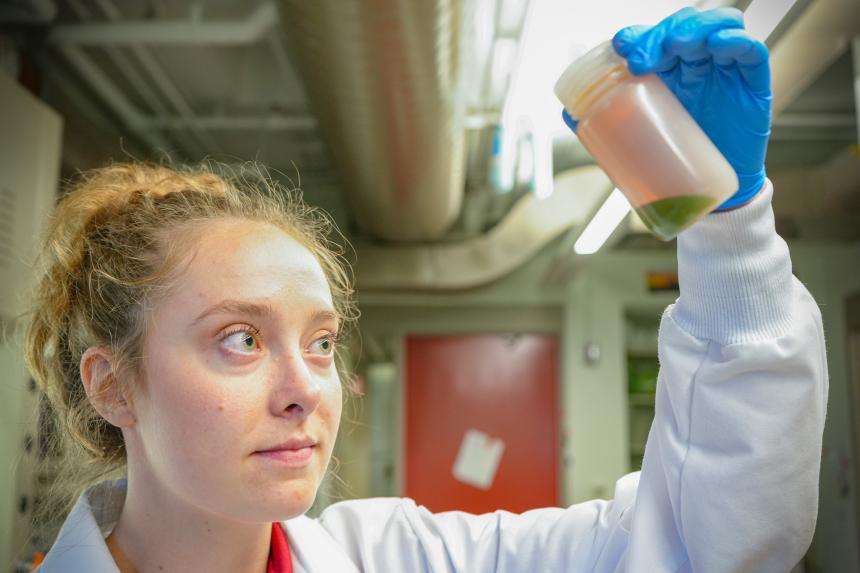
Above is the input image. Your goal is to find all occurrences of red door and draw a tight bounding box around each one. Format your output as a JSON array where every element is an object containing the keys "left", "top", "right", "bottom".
[{"left": 405, "top": 334, "right": 559, "bottom": 514}]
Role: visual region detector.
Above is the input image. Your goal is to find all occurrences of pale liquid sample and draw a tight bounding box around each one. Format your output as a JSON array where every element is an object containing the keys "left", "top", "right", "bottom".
[{"left": 576, "top": 75, "right": 737, "bottom": 238}]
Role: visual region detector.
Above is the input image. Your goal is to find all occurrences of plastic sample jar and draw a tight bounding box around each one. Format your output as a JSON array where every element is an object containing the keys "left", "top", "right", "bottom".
[{"left": 554, "top": 41, "right": 739, "bottom": 240}]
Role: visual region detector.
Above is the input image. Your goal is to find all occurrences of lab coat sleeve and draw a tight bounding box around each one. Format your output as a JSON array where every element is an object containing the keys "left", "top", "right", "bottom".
[
  {"left": 624, "top": 179, "right": 828, "bottom": 572},
  {"left": 318, "top": 473, "right": 638, "bottom": 572},
  {"left": 317, "top": 181, "right": 827, "bottom": 573}
]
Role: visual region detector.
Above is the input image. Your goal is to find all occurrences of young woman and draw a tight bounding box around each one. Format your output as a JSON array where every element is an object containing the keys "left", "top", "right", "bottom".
[{"left": 29, "top": 8, "right": 827, "bottom": 573}]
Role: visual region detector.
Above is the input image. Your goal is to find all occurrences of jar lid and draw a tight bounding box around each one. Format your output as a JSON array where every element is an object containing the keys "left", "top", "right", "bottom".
[{"left": 554, "top": 40, "right": 627, "bottom": 119}]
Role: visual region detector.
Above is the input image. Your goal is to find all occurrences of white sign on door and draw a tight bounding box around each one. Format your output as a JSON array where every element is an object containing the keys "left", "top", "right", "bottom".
[{"left": 452, "top": 428, "right": 505, "bottom": 490}]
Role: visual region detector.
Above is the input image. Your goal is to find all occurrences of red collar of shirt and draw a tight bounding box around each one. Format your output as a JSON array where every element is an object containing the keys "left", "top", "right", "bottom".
[{"left": 267, "top": 523, "right": 293, "bottom": 573}]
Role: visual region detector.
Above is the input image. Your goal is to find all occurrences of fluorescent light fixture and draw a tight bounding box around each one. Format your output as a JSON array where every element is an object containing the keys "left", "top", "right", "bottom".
[
  {"left": 490, "top": 38, "right": 519, "bottom": 104},
  {"left": 744, "top": 0, "right": 798, "bottom": 41},
  {"left": 573, "top": 189, "right": 631, "bottom": 254},
  {"left": 498, "top": 0, "right": 530, "bottom": 36},
  {"left": 533, "top": 137, "right": 554, "bottom": 199},
  {"left": 514, "top": 131, "right": 535, "bottom": 188}
]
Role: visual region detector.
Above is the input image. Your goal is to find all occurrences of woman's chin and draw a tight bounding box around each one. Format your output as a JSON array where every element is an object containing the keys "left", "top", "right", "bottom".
[{"left": 256, "top": 483, "right": 319, "bottom": 521}]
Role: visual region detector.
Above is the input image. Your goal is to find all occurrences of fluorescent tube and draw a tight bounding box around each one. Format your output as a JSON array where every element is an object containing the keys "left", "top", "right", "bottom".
[
  {"left": 744, "top": 0, "right": 799, "bottom": 41},
  {"left": 573, "top": 189, "right": 631, "bottom": 254}
]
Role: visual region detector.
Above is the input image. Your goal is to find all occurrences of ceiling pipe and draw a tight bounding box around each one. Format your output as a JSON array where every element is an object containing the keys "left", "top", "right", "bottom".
[
  {"left": 775, "top": 113, "right": 857, "bottom": 129},
  {"left": 61, "top": 45, "right": 174, "bottom": 155},
  {"left": 353, "top": 166, "right": 611, "bottom": 290},
  {"left": 770, "top": 0, "right": 860, "bottom": 115},
  {"left": 64, "top": 0, "right": 205, "bottom": 158},
  {"left": 53, "top": 1, "right": 291, "bottom": 158},
  {"left": 49, "top": 1, "right": 279, "bottom": 46},
  {"left": 278, "top": 0, "right": 473, "bottom": 241},
  {"left": 143, "top": 113, "right": 316, "bottom": 131},
  {"left": 770, "top": 147, "right": 860, "bottom": 239},
  {"left": 766, "top": 0, "right": 860, "bottom": 240}
]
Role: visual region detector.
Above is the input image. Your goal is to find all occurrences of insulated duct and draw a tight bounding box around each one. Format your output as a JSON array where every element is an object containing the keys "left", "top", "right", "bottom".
[
  {"left": 770, "top": 149, "right": 860, "bottom": 240},
  {"left": 279, "top": 0, "right": 472, "bottom": 241},
  {"left": 352, "top": 166, "right": 612, "bottom": 290}
]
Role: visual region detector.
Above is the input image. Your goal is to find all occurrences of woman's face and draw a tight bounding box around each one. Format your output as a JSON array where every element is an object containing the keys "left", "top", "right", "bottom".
[{"left": 126, "top": 219, "right": 342, "bottom": 522}]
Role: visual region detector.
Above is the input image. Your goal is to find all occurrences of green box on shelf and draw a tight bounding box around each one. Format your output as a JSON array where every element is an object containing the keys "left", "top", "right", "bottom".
[{"left": 628, "top": 358, "right": 658, "bottom": 394}]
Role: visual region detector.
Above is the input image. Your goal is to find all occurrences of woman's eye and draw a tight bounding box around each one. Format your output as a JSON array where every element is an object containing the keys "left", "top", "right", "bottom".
[
  {"left": 221, "top": 328, "right": 260, "bottom": 354},
  {"left": 310, "top": 335, "right": 337, "bottom": 356}
]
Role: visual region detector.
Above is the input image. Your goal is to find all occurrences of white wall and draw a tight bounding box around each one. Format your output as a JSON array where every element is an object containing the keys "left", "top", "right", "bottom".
[
  {"left": 561, "top": 250, "right": 677, "bottom": 503},
  {"left": 0, "top": 73, "right": 62, "bottom": 569}
]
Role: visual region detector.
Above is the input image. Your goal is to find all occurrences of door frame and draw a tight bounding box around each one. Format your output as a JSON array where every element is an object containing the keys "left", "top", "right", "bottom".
[{"left": 845, "top": 291, "right": 860, "bottom": 554}]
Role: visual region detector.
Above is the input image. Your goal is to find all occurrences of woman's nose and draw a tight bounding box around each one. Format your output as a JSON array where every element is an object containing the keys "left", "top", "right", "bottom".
[{"left": 274, "top": 353, "right": 322, "bottom": 418}]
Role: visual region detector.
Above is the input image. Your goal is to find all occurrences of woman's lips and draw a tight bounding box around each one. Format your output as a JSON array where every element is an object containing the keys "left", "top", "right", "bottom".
[{"left": 255, "top": 445, "right": 315, "bottom": 467}]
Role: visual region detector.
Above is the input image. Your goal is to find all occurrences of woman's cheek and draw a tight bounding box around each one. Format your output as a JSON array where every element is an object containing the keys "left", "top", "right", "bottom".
[
  {"left": 325, "top": 382, "right": 344, "bottom": 429},
  {"left": 326, "top": 375, "right": 344, "bottom": 405}
]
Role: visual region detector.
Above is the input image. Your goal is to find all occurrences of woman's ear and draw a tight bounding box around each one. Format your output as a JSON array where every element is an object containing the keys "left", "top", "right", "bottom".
[{"left": 80, "top": 346, "right": 136, "bottom": 428}]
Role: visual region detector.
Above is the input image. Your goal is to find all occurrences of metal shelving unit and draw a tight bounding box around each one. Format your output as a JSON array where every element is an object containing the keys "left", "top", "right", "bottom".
[{"left": 625, "top": 312, "right": 660, "bottom": 472}]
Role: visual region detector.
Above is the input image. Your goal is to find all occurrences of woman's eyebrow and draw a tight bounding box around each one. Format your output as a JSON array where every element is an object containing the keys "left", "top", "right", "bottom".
[
  {"left": 192, "top": 299, "right": 274, "bottom": 325},
  {"left": 191, "top": 300, "right": 340, "bottom": 326},
  {"left": 309, "top": 309, "right": 340, "bottom": 327}
]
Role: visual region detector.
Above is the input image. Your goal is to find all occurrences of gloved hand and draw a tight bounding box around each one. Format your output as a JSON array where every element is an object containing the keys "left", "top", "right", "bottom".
[{"left": 562, "top": 7, "right": 771, "bottom": 211}]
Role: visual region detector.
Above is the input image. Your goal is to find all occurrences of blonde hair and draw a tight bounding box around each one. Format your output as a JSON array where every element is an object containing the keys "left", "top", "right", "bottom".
[{"left": 24, "top": 161, "right": 356, "bottom": 525}]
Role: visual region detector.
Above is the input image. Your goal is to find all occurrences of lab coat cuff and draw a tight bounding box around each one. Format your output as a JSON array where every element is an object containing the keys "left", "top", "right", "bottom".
[{"left": 671, "top": 179, "right": 795, "bottom": 345}]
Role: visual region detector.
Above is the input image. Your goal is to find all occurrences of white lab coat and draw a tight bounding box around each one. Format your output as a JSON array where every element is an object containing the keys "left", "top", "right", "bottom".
[{"left": 38, "top": 181, "right": 827, "bottom": 573}]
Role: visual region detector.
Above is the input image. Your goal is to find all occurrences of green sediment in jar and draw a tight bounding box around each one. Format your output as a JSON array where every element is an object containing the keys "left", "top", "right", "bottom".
[{"left": 634, "top": 194, "right": 719, "bottom": 241}]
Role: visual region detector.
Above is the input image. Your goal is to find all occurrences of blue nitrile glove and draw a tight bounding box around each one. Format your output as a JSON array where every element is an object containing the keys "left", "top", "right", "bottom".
[{"left": 562, "top": 7, "right": 771, "bottom": 211}]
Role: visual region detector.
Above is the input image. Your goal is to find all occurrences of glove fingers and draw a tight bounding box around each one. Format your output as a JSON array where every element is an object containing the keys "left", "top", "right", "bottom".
[
  {"left": 612, "top": 25, "right": 650, "bottom": 57},
  {"left": 663, "top": 7, "right": 744, "bottom": 63},
  {"left": 625, "top": 7, "right": 697, "bottom": 74},
  {"left": 626, "top": 7, "right": 745, "bottom": 74},
  {"left": 707, "top": 29, "right": 771, "bottom": 93}
]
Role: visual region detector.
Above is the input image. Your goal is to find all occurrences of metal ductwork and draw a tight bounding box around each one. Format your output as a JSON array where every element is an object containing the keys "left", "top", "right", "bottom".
[
  {"left": 279, "top": 0, "right": 472, "bottom": 241},
  {"left": 769, "top": 0, "right": 860, "bottom": 116},
  {"left": 771, "top": 149, "right": 860, "bottom": 240},
  {"left": 352, "top": 166, "right": 613, "bottom": 290}
]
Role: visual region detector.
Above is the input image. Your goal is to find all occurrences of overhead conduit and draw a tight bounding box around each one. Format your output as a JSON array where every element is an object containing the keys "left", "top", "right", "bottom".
[
  {"left": 278, "top": 0, "right": 470, "bottom": 241},
  {"left": 276, "top": 0, "right": 622, "bottom": 288},
  {"left": 768, "top": 0, "right": 860, "bottom": 236},
  {"left": 352, "top": 167, "right": 612, "bottom": 290},
  {"left": 350, "top": 0, "right": 860, "bottom": 288},
  {"left": 54, "top": 0, "right": 611, "bottom": 288}
]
